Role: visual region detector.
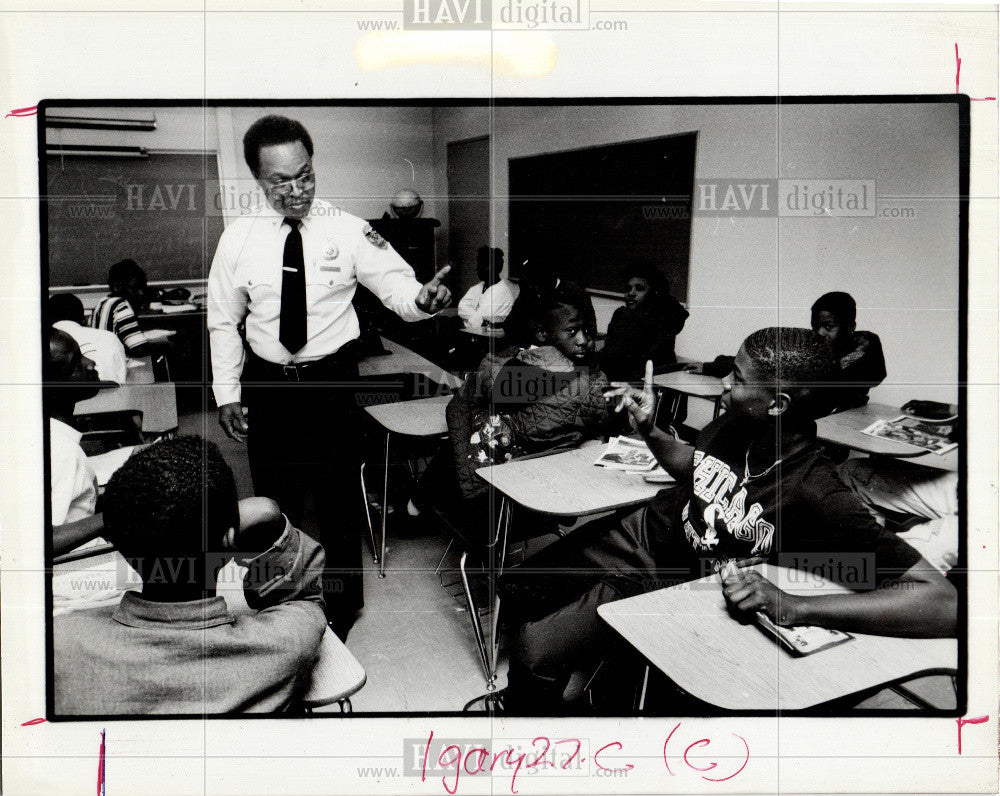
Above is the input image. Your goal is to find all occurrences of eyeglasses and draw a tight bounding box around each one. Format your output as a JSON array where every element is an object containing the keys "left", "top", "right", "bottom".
[{"left": 264, "top": 172, "right": 316, "bottom": 196}]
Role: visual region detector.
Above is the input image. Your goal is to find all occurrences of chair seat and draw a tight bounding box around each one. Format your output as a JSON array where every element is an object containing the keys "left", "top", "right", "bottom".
[{"left": 300, "top": 628, "right": 368, "bottom": 709}]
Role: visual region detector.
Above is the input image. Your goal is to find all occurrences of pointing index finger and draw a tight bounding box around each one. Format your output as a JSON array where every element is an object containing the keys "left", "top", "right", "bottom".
[
  {"left": 427, "top": 265, "right": 451, "bottom": 287},
  {"left": 643, "top": 359, "right": 654, "bottom": 392}
]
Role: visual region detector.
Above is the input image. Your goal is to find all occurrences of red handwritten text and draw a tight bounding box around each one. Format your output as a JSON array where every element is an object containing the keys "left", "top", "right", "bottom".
[{"left": 663, "top": 721, "right": 750, "bottom": 782}]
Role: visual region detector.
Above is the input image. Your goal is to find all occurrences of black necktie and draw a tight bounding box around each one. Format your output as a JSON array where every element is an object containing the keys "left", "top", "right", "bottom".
[{"left": 279, "top": 218, "right": 307, "bottom": 354}]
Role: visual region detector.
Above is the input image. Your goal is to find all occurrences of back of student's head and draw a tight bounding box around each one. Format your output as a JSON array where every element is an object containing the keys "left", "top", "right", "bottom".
[
  {"left": 102, "top": 436, "right": 239, "bottom": 566},
  {"left": 742, "top": 327, "right": 838, "bottom": 420},
  {"left": 107, "top": 258, "right": 146, "bottom": 294},
  {"left": 811, "top": 291, "right": 857, "bottom": 325},
  {"left": 476, "top": 246, "right": 504, "bottom": 282},
  {"left": 46, "top": 293, "right": 85, "bottom": 326}
]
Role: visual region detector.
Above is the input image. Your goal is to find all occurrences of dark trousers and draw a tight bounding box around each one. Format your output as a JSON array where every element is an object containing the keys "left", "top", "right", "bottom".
[
  {"left": 502, "top": 503, "right": 697, "bottom": 705},
  {"left": 241, "top": 349, "right": 365, "bottom": 635}
]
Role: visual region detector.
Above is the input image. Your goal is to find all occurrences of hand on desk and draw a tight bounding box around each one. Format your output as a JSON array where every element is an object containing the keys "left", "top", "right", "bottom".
[
  {"left": 416, "top": 265, "right": 453, "bottom": 313},
  {"left": 604, "top": 359, "right": 657, "bottom": 434},
  {"left": 218, "top": 402, "right": 249, "bottom": 443},
  {"left": 722, "top": 566, "right": 801, "bottom": 626}
]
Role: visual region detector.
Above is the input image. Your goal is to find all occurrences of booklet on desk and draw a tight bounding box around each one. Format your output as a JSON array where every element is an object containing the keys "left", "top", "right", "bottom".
[
  {"left": 594, "top": 436, "right": 658, "bottom": 472},
  {"left": 756, "top": 612, "right": 854, "bottom": 656}
]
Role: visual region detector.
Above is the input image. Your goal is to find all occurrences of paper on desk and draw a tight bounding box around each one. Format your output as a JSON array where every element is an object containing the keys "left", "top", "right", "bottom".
[
  {"left": 594, "top": 436, "right": 658, "bottom": 472},
  {"left": 143, "top": 328, "right": 177, "bottom": 342}
]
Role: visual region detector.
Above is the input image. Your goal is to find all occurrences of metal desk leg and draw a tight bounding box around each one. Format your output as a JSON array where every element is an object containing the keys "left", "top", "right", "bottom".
[
  {"left": 379, "top": 431, "right": 390, "bottom": 578},
  {"left": 459, "top": 551, "right": 492, "bottom": 684},
  {"left": 360, "top": 462, "right": 379, "bottom": 566}
]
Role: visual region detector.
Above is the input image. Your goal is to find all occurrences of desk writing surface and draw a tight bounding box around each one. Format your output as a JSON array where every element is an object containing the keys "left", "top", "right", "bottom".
[
  {"left": 364, "top": 395, "right": 451, "bottom": 437},
  {"left": 598, "top": 564, "right": 957, "bottom": 710},
  {"left": 816, "top": 402, "right": 958, "bottom": 472},
  {"left": 477, "top": 441, "right": 664, "bottom": 517},
  {"left": 359, "top": 338, "right": 463, "bottom": 390},
  {"left": 653, "top": 371, "right": 725, "bottom": 398},
  {"left": 74, "top": 383, "right": 178, "bottom": 435}
]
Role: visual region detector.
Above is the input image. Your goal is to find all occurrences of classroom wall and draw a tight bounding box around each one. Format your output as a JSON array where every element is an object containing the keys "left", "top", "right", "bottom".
[
  {"left": 430, "top": 102, "right": 961, "bottom": 405},
  {"left": 218, "top": 106, "right": 438, "bottom": 224},
  {"left": 44, "top": 106, "right": 220, "bottom": 151}
]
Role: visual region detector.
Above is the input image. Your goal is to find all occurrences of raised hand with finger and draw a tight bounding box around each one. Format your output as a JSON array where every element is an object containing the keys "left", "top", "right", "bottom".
[{"left": 416, "top": 265, "right": 453, "bottom": 313}]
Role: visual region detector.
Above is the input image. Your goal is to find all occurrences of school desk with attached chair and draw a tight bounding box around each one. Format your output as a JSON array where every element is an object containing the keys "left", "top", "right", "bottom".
[
  {"left": 597, "top": 563, "right": 958, "bottom": 712},
  {"left": 466, "top": 441, "right": 667, "bottom": 689}
]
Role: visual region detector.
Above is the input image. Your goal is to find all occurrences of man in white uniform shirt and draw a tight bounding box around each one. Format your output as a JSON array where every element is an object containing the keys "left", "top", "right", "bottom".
[{"left": 207, "top": 115, "right": 451, "bottom": 636}]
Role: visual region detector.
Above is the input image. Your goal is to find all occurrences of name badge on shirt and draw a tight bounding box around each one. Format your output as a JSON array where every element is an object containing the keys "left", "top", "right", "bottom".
[{"left": 320, "top": 265, "right": 342, "bottom": 272}]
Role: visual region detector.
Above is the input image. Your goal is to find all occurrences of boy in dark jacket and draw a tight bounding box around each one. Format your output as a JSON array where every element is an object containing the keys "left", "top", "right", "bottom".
[{"left": 811, "top": 291, "right": 886, "bottom": 411}]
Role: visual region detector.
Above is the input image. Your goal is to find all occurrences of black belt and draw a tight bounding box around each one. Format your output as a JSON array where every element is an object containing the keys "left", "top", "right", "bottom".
[{"left": 245, "top": 341, "right": 359, "bottom": 383}]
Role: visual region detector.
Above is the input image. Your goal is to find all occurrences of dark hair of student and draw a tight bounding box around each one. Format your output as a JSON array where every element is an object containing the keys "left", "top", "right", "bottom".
[
  {"left": 43, "top": 326, "right": 74, "bottom": 382},
  {"left": 243, "top": 115, "right": 315, "bottom": 177},
  {"left": 532, "top": 285, "right": 589, "bottom": 338},
  {"left": 811, "top": 291, "right": 857, "bottom": 325},
  {"left": 476, "top": 246, "right": 504, "bottom": 281},
  {"left": 102, "top": 436, "right": 239, "bottom": 565},
  {"left": 742, "top": 327, "right": 839, "bottom": 420},
  {"left": 625, "top": 261, "right": 673, "bottom": 307},
  {"left": 46, "top": 293, "right": 85, "bottom": 326},
  {"left": 107, "top": 258, "right": 145, "bottom": 292}
]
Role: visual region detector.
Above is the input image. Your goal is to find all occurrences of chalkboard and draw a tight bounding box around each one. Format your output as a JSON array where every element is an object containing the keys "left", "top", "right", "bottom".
[
  {"left": 45, "top": 152, "right": 225, "bottom": 286},
  {"left": 508, "top": 132, "right": 697, "bottom": 299}
]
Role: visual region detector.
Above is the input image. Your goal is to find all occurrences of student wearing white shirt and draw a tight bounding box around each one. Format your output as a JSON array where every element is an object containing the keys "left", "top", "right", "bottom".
[
  {"left": 207, "top": 115, "right": 452, "bottom": 636},
  {"left": 48, "top": 294, "right": 128, "bottom": 385},
  {"left": 457, "top": 247, "right": 519, "bottom": 329}
]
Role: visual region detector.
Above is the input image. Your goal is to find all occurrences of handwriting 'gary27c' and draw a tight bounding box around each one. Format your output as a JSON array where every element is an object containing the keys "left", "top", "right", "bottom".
[{"left": 420, "top": 723, "right": 750, "bottom": 794}]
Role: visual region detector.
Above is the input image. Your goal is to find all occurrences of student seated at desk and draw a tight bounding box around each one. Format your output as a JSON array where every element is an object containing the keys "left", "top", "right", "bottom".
[
  {"left": 601, "top": 262, "right": 689, "bottom": 381},
  {"left": 457, "top": 246, "right": 519, "bottom": 329},
  {"left": 811, "top": 291, "right": 886, "bottom": 411},
  {"left": 48, "top": 293, "right": 128, "bottom": 384},
  {"left": 91, "top": 258, "right": 169, "bottom": 361},
  {"left": 502, "top": 328, "right": 956, "bottom": 714},
  {"left": 502, "top": 256, "right": 597, "bottom": 348},
  {"left": 53, "top": 436, "right": 327, "bottom": 715},
  {"left": 411, "top": 287, "right": 613, "bottom": 522},
  {"left": 46, "top": 327, "right": 141, "bottom": 613}
]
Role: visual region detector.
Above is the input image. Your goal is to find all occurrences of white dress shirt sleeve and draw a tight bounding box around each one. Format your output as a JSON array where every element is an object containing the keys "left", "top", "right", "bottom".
[
  {"left": 458, "top": 282, "right": 485, "bottom": 328},
  {"left": 207, "top": 230, "right": 250, "bottom": 406},
  {"left": 353, "top": 223, "right": 433, "bottom": 323},
  {"left": 478, "top": 280, "right": 519, "bottom": 325}
]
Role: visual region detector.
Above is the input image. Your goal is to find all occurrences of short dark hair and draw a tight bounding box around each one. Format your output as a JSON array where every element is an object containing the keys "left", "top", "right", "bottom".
[
  {"left": 625, "top": 261, "right": 670, "bottom": 297},
  {"left": 44, "top": 326, "right": 77, "bottom": 382},
  {"left": 47, "top": 293, "right": 85, "bottom": 326},
  {"left": 811, "top": 291, "right": 857, "bottom": 325},
  {"left": 742, "top": 327, "right": 838, "bottom": 419},
  {"left": 532, "top": 284, "right": 589, "bottom": 338},
  {"left": 102, "top": 436, "right": 239, "bottom": 564},
  {"left": 476, "top": 246, "right": 504, "bottom": 279},
  {"left": 243, "top": 115, "right": 314, "bottom": 177},
  {"left": 107, "top": 259, "right": 145, "bottom": 292}
]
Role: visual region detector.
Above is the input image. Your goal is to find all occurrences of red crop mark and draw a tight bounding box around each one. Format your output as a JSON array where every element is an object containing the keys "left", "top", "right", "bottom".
[
  {"left": 5, "top": 105, "right": 37, "bottom": 118},
  {"left": 97, "top": 729, "right": 106, "bottom": 796},
  {"left": 956, "top": 715, "right": 989, "bottom": 754},
  {"left": 955, "top": 44, "right": 996, "bottom": 101},
  {"left": 21, "top": 717, "right": 47, "bottom": 726}
]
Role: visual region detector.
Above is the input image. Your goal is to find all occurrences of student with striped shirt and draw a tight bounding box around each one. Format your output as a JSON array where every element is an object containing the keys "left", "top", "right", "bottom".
[{"left": 90, "top": 259, "right": 156, "bottom": 358}]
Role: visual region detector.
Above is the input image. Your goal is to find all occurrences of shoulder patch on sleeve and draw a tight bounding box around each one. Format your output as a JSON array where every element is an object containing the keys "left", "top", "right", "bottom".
[{"left": 362, "top": 223, "right": 388, "bottom": 250}]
